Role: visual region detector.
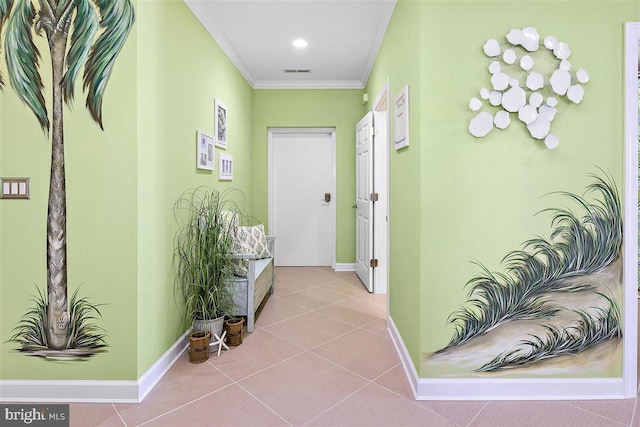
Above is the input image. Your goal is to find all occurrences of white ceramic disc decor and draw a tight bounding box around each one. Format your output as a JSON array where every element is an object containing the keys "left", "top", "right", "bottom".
[
  {"left": 529, "top": 92, "right": 543, "bottom": 108},
  {"left": 469, "top": 112, "right": 495, "bottom": 137},
  {"left": 503, "top": 49, "right": 517, "bottom": 65},
  {"left": 469, "top": 26, "right": 589, "bottom": 149},
  {"left": 544, "top": 134, "right": 560, "bottom": 149},
  {"left": 469, "top": 97, "right": 482, "bottom": 111},
  {"left": 494, "top": 110, "right": 511, "bottom": 129}
]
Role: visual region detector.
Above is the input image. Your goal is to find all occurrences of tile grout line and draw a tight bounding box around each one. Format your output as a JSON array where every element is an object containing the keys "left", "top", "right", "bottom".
[
  {"left": 629, "top": 397, "right": 638, "bottom": 427},
  {"left": 134, "top": 382, "right": 236, "bottom": 427},
  {"left": 464, "top": 401, "right": 490, "bottom": 427},
  {"left": 560, "top": 401, "right": 631, "bottom": 426},
  {"left": 208, "top": 361, "right": 294, "bottom": 427},
  {"left": 111, "top": 403, "right": 128, "bottom": 427},
  {"left": 301, "top": 382, "right": 373, "bottom": 426}
]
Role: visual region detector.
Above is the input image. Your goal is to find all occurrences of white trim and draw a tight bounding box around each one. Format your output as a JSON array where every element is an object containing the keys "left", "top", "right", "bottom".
[
  {"left": 0, "top": 332, "right": 188, "bottom": 403},
  {"left": 0, "top": 380, "right": 139, "bottom": 403},
  {"left": 268, "top": 128, "right": 337, "bottom": 268},
  {"left": 372, "top": 84, "right": 390, "bottom": 295},
  {"left": 254, "top": 80, "right": 365, "bottom": 90},
  {"left": 414, "top": 378, "right": 626, "bottom": 401},
  {"left": 137, "top": 330, "right": 189, "bottom": 402},
  {"left": 360, "top": 2, "right": 397, "bottom": 88},
  {"left": 335, "top": 263, "right": 356, "bottom": 272},
  {"left": 388, "top": 316, "right": 420, "bottom": 399},
  {"left": 388, "top": 316, "right": 629, "bottom": 400},
  {"left": 183, "top": 1, "right": 255, "bottom": 87},
  {"left": 623, "top": 21, "right": 640, "bottom": 398}
]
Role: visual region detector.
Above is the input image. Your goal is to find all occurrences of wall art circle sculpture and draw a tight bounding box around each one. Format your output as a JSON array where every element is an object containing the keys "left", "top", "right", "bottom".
[{"left": 468, "top": 27, "right": 589, "bottom": 149}]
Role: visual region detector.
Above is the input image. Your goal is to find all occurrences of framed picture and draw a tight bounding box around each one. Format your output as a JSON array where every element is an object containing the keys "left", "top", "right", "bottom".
[
  {"left": 214, "top": 99, "right": 227, "bottom": 149},
  {"left": 394, "top": 85, "right": 409, "bottom": 150},
  {"left": 196, "top": 130, "right": 215, "bottom": 170},
  {"left": 219, "top": 153, "right": 233, "bottom": 180}
]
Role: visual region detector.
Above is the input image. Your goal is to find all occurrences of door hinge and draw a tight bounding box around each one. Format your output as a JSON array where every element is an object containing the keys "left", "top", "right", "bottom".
[
  {"left": 370, "top": 192, "right": 379, "bottom": 202},
  {"left": 370, "top": 258, "right": 379, "bottom": 268},
  {"left": 370, "top": 127, "right": 375, "bottom": 137}
]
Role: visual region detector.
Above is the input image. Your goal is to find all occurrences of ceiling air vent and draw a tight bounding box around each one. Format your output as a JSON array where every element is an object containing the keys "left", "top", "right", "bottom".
[{"left": 283, "top": 69, "right": 311, "bottom": 74}]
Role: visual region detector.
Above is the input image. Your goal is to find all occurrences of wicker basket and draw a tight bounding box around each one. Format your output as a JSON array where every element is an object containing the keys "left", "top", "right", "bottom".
[{"left": 189, "top": 331, "right": 211, "bottom": 363}]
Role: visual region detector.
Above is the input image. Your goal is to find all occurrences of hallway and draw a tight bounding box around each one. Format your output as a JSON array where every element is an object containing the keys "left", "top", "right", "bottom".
[{"left": 69, "top": 268, "right": 639, "bottom": 426}]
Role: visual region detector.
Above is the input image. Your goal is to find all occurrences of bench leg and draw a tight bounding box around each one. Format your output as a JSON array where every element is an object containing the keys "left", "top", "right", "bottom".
[{"left": 246, "top": 312, "right": 255, "bottom": 333}]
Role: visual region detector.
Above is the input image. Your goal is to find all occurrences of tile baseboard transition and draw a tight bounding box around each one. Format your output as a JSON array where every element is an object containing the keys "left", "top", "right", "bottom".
[
  {"left": 388, "top": 316, "right": 629, "bottom": 401},
  {"left": 0, "top": 330, "right": 188, "bottom": 403}
]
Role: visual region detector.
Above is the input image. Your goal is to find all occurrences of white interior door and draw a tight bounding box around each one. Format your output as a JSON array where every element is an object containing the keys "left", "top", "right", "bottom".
[
  {"left": 356, "top": 112, "right": 374, "bottom": 291},
  {"left": 271, "top": 131, "right": 334, "bottom": 266}
]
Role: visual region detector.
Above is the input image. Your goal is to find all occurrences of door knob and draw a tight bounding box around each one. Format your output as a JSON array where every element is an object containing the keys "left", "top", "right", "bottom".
[{"left": 323, "top": 193, "right": 331, "bottom": 203}]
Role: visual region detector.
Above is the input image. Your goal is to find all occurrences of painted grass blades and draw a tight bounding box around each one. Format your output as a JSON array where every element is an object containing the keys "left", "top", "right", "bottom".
[
  {"left": 3, "top": 0, "right": 49, "bottom": 130},
  {"left": 440, "top": 172, "right": 622, "bottom": 352},
  {"left": 477, "top": 294, "right": 622, "bottom": 371},
  {"left": 63, "top": 0, "right": 98, "bottom": 104},
  {"left": 83, "top": 0, "right": 134, "bottom": 128},
  {"left": 7, "top": 286, "right": 107, "bottom": 359},
  {"left": 65, "top": 288, "right": 107, "bottom": 352},
  {"left": 7, "top": 286, "right": 48, "bottom": 351}
]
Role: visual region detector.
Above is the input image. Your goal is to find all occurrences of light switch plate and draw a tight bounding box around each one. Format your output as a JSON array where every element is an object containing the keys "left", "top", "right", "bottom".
[{"left": 1, "top": 177, "right": 30, "bottom": 199}]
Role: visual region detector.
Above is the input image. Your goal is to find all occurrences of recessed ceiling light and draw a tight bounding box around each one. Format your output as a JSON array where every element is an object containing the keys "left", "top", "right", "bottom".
[{"left": 292, "top": 39, "right": 308, "bottom": 48}]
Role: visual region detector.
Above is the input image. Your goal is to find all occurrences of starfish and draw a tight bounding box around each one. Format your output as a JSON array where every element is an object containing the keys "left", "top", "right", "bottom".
[{"left": 209, "top": 330, "right": 229, "bottom": 357}]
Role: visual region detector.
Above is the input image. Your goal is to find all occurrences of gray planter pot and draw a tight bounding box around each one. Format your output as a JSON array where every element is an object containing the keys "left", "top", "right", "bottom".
[{"left": 193, "top": 316, "right": 225, "bottom": 353}]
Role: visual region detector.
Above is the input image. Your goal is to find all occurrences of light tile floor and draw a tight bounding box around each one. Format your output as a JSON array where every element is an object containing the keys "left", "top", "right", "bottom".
[{"left": 69, "top": 267, "right": 639, "bottom": 427}]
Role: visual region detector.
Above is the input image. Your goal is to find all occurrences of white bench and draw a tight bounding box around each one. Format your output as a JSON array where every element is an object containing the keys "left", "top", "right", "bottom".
[{"left": 229, "top": 236, "right": 274, "bottom": 332}]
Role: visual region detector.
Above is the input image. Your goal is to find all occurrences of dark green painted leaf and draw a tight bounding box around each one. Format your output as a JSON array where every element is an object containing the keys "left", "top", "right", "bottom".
[
  {"left": 62, "top": 0, "right": 98, "bottom": 104},
  {"left": 3, "top": 0, "right": 49, "bottom": 130},
  {"left": 83, "top": 0, "right": 134, "bottom": 128}
]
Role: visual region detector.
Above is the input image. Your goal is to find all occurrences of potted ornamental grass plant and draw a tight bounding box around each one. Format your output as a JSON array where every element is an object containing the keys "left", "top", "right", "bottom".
[{"left": 174, "top": 187, "right": 241, "bottom": 353}]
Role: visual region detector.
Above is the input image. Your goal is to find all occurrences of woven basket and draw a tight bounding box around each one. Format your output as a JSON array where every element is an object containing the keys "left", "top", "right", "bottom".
[{"left": 189, "top": 331, "right": 211, "bottom": 363}]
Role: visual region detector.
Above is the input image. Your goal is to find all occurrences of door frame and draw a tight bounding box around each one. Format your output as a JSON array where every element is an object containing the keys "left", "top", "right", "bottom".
[
  {"left": 372, "top": 84, "right": 390, "bottom": 294},
  {"left": 268, "top": 128, "right": 337, "bottom": 268},
  {"left": 623, "top": 22, "right": 639, "bottom": 397}
]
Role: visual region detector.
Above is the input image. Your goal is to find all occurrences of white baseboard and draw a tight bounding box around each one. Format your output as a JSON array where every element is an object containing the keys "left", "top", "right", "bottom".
[
  {"left": 387, "top": 316, "right": 628, "bottom": 400},
  {"left": 137, "top": 329, "right": 189, "bottom": 402},
  {"left": 334, "top": 263, "right": 356, "bottom": 272},
  {"left": 0, "top": 331, "right": 188, "bottom": 403},
  {"left": 387, "top": 316, "right": 420, "bottom": 399},
  {"left": 0, "top": 379, "right": 139, "bottom": 403}
]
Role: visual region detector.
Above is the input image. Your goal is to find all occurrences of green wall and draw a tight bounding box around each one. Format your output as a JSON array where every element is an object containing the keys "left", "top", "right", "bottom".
[
  {"left": 364, "top": 0, "right": 422, "bottom": 370},
  {"left": 367, "top": 0, "right": 638, "bottom": 377},
  {"left": 0, "top": 4, "right": 139, "bottom": 380},
  {"left": 251, "top": 89, "right": 364, "bottom": 264},
  {"left": 2, "top": 0, "right": 637, "bottom": 389},
  {"left": 136, "top": 0, "right": 254, "bottom": 376},
  {"left": 0, "top": 0, "right": 254, "bottom": 382}
]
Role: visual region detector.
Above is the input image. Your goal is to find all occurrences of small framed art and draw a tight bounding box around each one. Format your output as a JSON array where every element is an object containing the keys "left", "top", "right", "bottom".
[
  {"left": 219, "top": 153, "right": 233, "bottom": 180},
  {"left": 196, "top": 130, "right": 214, "bottom": 170},
  {"left": 394, "top": 85, "right": 409, "bottom": 150},
  {"left": 215, "top": 99, "right": 227, "bottom": 149}
]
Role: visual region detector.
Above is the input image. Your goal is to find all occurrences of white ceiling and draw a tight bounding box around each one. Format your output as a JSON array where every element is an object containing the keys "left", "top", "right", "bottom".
[{"left": 184, "top": 0, "right": 397, "bottom": 89}]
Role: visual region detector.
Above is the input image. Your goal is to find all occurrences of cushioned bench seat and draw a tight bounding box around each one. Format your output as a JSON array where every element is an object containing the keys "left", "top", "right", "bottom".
[{"left": 229, "top": 235, "right": 274, "bottom": 332}]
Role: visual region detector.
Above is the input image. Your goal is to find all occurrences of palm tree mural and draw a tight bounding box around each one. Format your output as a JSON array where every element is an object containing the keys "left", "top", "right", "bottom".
[{"left": 1, "top": 0, "right": 134, "bottom": 356}]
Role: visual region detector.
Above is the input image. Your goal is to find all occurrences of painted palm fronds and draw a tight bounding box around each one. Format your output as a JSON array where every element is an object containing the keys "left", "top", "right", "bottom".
[
  {"left": 477, "top": 294, "right": 621, "bottom": 372},
  {"left": 1, "top": 1, "right": 134, "bottom": 356},
  {"left": 8, "top": 287, "right": 108, "bottom": 358},
  {"left": 439, "top": 172, "right": 622, "bottom": 353}
]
